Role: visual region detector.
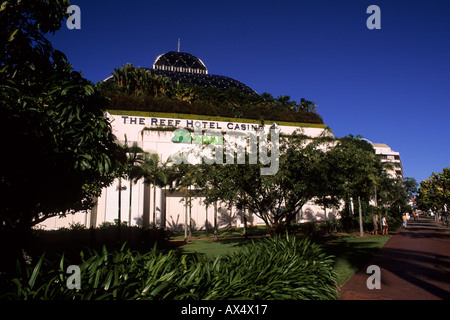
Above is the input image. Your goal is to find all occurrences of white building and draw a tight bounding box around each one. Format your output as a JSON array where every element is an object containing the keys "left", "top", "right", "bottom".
[
  {"left": 36, "top": 51, "right": 402, "bottom": 231},
  {"left": 37, "top": 112, "right": 337, "bottom": 231},
  {"left": 372, "top": 143, "right": 404, "bottom": 179}
]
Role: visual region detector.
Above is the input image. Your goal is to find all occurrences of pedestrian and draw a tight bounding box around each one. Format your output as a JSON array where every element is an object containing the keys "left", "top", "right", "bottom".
[
  {"left": 382, "top": 215, "right": 388, "bottom": 235},
  {"left": 402, "top": 213, "right": 407, "bottom": 228},
  {"left": 372, "top": 213, "right": 378, "bottom": 235}
]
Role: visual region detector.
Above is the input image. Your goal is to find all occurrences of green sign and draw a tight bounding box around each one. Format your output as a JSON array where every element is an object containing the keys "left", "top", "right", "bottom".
[{"left": 171, "top": 129, "right": 223, "bottom": 145}]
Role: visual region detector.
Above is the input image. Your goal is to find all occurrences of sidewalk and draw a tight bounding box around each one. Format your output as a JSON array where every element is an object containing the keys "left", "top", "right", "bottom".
[{"left": 339, "top": 218, "right": 450, "bottom": 300}]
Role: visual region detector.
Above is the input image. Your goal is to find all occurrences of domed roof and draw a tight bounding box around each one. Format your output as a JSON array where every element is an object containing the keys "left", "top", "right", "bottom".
[
  {"left": 149, "top": 51, "right": 256, "bottom": 94},
  {"left": 105, "top": 51, "right": 257, "bottom": 95},
  {"left": 153, "top": 51, "right": 208, "bottom": 74}
]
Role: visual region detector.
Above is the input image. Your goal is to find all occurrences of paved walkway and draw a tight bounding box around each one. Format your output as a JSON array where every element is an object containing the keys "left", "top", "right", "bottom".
[{"left": 339, "top": 218, "right": 450, "bottom": 300}]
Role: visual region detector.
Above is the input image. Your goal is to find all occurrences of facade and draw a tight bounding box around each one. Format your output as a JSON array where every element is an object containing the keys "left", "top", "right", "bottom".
[
  {"left": 372, "top": 143, "right": 404, "bottom": 179},
  {"left": 35, "top": 51, "right": 402, "bottom": 231},
  {"left": 37, "top": 112, "right": 336, "bottom": 231},
  {"left": 37, "top": 50, "right": 336, "bottom": 231}
]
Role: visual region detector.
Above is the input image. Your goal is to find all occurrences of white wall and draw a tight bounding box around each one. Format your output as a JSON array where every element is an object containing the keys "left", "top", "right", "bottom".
[{"left": 36, "top": 114, "right": 333, "bottom": 230}]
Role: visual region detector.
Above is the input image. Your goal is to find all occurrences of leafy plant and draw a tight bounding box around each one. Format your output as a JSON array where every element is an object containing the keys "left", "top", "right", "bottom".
[
  {"left": 0, "top": 236, "right": 338, "bottom": 300},
  {"left": 0, "top": 0, "right": 126, "bottom": 243}
]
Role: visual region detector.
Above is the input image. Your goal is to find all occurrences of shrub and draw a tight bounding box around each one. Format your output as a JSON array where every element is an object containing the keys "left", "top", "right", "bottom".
[
  {"left": 203, "top": 235, "right": 338, "bottom": 300},
  {"left": 104, "top": 92, "right": 324, "bottom": 125},
  {"left": 0, "top": 236, "right": 338, "bottom": 300},
  {"left": 68, "top": 222, "right": 86, "bottom": 230}
]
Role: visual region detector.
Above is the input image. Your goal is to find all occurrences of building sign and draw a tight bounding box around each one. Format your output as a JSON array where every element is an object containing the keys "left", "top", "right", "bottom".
[
  {"left": 120, "top": 116, "right": 264, "bottom": 132},
  {"left": 171, "top": 129, "right": 224, "bottom": 145}
]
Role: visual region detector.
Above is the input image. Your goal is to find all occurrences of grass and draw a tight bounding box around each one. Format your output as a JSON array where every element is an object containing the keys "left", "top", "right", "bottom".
[
  {"left": 320, "top": 234, "right": 391, "bottom": 285},
  {"left": 171, "top": 226, "right": 268, "bottom": 257},
  {"left": 177, "top": 231, "right": 391, "bottom": 285},
  {"left": 170, "top": 225, "right": 268, "bottom": 241},
  {"left": 181, "top": 239, "right": 254, "bottom": 257}
]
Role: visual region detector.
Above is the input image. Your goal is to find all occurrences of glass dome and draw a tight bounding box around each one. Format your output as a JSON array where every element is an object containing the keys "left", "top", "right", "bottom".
[{"left": 150, "top": 51, "right": 255, "bottom": 94}]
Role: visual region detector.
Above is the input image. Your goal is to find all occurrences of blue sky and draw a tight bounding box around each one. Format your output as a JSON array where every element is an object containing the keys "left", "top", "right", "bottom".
[{"left": 49, "top": 0, "right": 450, "bottom": 184}]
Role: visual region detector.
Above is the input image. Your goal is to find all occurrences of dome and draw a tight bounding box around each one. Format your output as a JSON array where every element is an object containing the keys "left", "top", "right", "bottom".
[
  {"left": 105, "top": 51, "right": 257, "bottom": 95},
  {"left": 153, "top": 51, "right": 208, "bottom": 74},
  {"left": 148, "top": 68, "right": 256, "bottom": 94},
  {"left": 149, "top": 51, "right": 256, "bottom": 94}
]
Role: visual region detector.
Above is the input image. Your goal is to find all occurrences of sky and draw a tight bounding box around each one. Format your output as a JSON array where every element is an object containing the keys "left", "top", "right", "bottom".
[{"left": 49, "top": 0, "right": 450, "bottom": 184}]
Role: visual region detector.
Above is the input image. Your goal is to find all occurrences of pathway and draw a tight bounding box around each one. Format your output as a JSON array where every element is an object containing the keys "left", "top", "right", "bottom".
[{"left": 339, "top": 218, "right": 450, "bottom": 300}]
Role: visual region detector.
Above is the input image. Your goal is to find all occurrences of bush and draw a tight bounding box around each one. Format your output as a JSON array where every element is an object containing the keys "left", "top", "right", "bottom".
[
  {"left": 207, "top": 235, "right": 338, "bottom": 300},
  {"left": 0, "top": 235, "right": 338, "bottom": 300},
  {"left": 104, "top": 92, "right": 324, "bottom": 125}
]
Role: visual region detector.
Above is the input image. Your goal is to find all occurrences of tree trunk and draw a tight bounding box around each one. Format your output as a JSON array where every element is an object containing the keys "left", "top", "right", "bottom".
[
  {"left": 184, "top": 195, "right": 188, "bottom": 242},
  {"left": 349, "top": 196, "right": 354, "bottom": 215},
  {"left": 205, "top": 205, "right": 209, "bottom": 237},
  {"left": 152, "top": 184, "right": 156, "bottom": 228},
  {"left": 358, "top": 196, "right": 364, "bottom": 237},
  {"left": 188, "top": 189, "right": 192, "bottom": 237},
  {"left": 128, "top": 180, "right": 133, "bottom": 226},
  {"left": 214, "top": 201, "right": 218, "bottom": 240},
  {"left": 243, "top": 207, "right": 248, "bottom": 240},
  {"left": 118, "top": 177, "right": 122, "bottom": 241},
  {"left": 162, "top": 188, "right": 167, "bottom": 229}
]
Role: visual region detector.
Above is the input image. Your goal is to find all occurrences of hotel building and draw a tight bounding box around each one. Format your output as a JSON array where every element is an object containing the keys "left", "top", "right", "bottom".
[{"left": 36, "top": 51, "right": 402, "bottom": 231}]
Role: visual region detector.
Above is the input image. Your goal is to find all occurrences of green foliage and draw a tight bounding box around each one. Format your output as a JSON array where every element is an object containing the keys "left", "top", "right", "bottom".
[
  {"left": 170, "top": 133, "right": 388, "bottom": 235},
  {"left": 377, "top": 174, "right": 411, "bottom": 217},
  {"left": 417, "top": 168, "right": 450, "bottom": 212},
  {"left": 68, "top": 222, "right": 86, "bottom": 231},
  {"left": 205, "top": 235, "right": 338, "bottom": 300},
  {"left": 403, "top": 177, "right": 418, "bottom": 197},
  {"left": 0, "top": 236, "right": 338, "bottom": 300},
  {"left": 108, "top": 63, "right": 171, "bottom": 97},
  {"left": 98, "top": 64, "right": 324, "bottom": 124},
  {"left": 0, "top": 0, "right": 126, "bottom": 235}
]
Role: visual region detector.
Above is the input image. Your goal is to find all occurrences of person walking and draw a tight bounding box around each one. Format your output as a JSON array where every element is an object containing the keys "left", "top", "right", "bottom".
[
  {"left": 382, "top": 215, "right": 388, "bottom": 235},
  {"left": 402, "top": 213, "right": 407, "bottom": 228},
  {"left": 372, "top": 213, "right": 378, "bottom": 235}
]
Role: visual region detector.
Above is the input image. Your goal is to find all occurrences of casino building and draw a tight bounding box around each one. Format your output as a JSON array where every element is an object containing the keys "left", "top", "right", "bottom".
[{"left": 36, "top": 51, "right": 348, "bottom": 230}]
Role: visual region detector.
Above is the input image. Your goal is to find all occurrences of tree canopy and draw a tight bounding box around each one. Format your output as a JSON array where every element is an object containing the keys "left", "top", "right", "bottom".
[
  {"left": 417, "top": 168, "right": 450, "bottom": 212},
  {"left": 0, "top": 0, "right": 125, "bottom": 233},
  {"left": 168, "top": 132, "right": 397, "bottom": 235},
  {"left": 98, "top": 64, "right": 324, "bottom": 125}
]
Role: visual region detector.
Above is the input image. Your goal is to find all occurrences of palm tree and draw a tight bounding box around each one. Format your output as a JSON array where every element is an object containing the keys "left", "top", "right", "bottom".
[
  {"left": 116, "top": 139, "right": 148, "bottom": 228},
  {"left": 124, "top": 142, "right": 149, "bottom": 226},
  {"left": 142, "top": 154, "right": 169, "bottom": 228},
  {"left": 169, "top": 164, "right": 201, "bottom": 241},
  {"left": 298, "top": 98, "right": 317, "bottom": 113}
]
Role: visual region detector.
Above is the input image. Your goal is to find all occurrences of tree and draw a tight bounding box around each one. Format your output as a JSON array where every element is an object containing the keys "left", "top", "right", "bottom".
[
  {"left": 377, "top": 174, "right": 410, "bottom": 217},
  {"left": 0, "top": 1, "right": 125, "bottom": 238},
  {"left": 417, "top": 177, "right": 438, "bottom": 213},
  {"left": 298, "top": 98, "right": 317, "bottom": 113},
  {"left": 310, "top": 144, "right": 346, "bottom": 224},
  {"left": 403, "top": 177, "right": 418, "bottom": 198},
  {"left": 110, "top": 63, "right": 172, "bottom": 97},
  {"left": 121, "top": 140, "right": 149, "bottom": 226},
  {"left": 173, "top": 130, "right": 329, "bottom": 235},
  {"left": 327, "top": 136, "right": 383, "bottom": 236},
  {"left": 417, "top": 168, "right": 450, "bottom": 215},
  {"left": 142, "top": 154, "right": 169, "bottom": 228}
]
